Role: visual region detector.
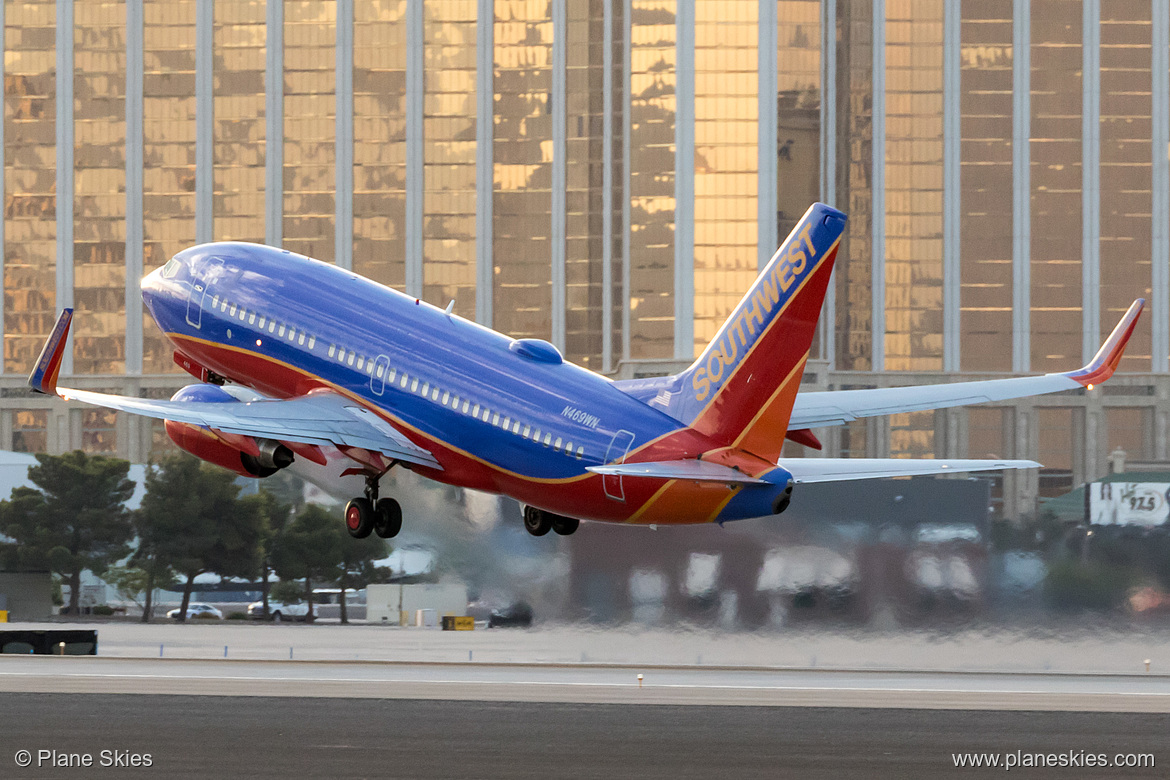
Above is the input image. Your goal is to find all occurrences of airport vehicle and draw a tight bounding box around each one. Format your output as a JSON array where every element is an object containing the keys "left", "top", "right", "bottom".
[
  {"left": 246, "top": 600, "right": 310, "bottom": 622},
  {"left": 27, "top": 204, "right": 1143, "bottom": 538},
  {"left": 166, "top": 603, "right": 223, "bottom": 620}
]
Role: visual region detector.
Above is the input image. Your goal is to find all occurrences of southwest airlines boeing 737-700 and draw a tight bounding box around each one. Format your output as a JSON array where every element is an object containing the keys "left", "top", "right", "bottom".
[{"left": 27, "top": 203, "right": 1143, "bottom": 540}]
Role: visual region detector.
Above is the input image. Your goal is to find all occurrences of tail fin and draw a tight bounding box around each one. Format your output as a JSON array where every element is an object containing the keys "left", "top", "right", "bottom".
[{"left": 670, "top": 203, "right": 846, "bottom": 459}]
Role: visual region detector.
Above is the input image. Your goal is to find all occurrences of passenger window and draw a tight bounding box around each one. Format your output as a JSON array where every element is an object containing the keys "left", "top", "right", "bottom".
[
  {"left": 248, "top": 312, "right": 256, "bottom": 325},
  {"left": 221, "top": 300, "right": 228, "bottom": 312},
  {"left": 308, "top": 336, "right": 315, "bottom": 349},
  {"left": 472, "top": 404, "right": 480, "bottom": 417},
  {"left": 367, "top": 362, "right": 375, "bottom": 375},
  {"left": 211, "top": 295, "right": 220, "bottom": 308},
  {"left": 431, "top": 387, "right": 440, "bottom": 401},
  {"left": 288, "top": 328, "right": 296, "bottom": 341},
  {"left": 462, "top": 400, "right": 470, "bottom": 414},
  {"left": 565, "top": 441, "right": 572, "bottom": 455},
  {"left": 554, "top": 437, "right": 562, "bottom": 451},
  {"left": 258, "top": 315, "right": 266, "bottom": 328},
  {"left": 512, "top": 421, "right": 521, "bottom": 434},
  {"left": 522, "top": 425, "right": 531, "bottom": 438},
  {"left": 576, "top": 446, "right": 584, "bottom": 459},
  {"left": 543, "top": 433, "right": 552, "bottom": 447},
  {"left": 357, "top": 356, "right": 365, "bottom": 370},
  {"left": 400, "top": 373, "right": 409, "bottom": 388},
  {"left": 377, "top": 365, "right": 385, "bottom": 378},
  {"left": 278, "top": 324, "right": 286, "bottom": 337},
  {"left": 491, "top": 412, "right": 500, "bottom": 425},
  {"left": 387, "top": 368, "right": 397, "bottom": 382},
  {"left": 502, "top": 416, "right": 511, "bottom": 430},
  {"left": 229, "top": 303, "right": 238, "bottom": 316},
  {"left": 482, "top": 408, "right": 490, "bottom": 422},
  {"left": 421, "top": 381, "right": 430, "bottom": 396},
  {"left": 347, "top": 352, "right": 356, "bottom": 366},
  {"left": 298, "top": 333, "right": 306, "bottom": 345},
  {"left": 328, "top": 345, "right": 336, "bottom": 358},
  {"left": 410, "top": 378, "right": 419, "bottom": 392},
  {"left": 441, "top": 391, "right": 450, "bottom": 404},
  {"left": 268, "top": 321, "right": 276, "bottom": 333}
]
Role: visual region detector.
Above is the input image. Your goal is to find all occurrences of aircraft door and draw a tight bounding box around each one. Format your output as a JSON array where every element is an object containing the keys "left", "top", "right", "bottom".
[
  {"left": 186, "top": 257, "right": 223, "bottom": 329},
  {"left": 370, "top": 355, "right": 390, "bottom": 396},
  {"left": 602, "top": 429, "right": 636, "bottom": 502}
]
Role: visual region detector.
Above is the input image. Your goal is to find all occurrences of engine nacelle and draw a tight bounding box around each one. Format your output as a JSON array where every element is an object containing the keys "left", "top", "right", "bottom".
[{"left": 164, "top": 384, "right": 294, "bottom": 478}]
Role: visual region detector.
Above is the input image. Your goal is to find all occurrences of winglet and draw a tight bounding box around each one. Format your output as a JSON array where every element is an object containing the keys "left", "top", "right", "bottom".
[
  {"left": 28, "top": 308, "right": 73, "bottom": 395},
  {"left": 1066, "top": 298, "right": 1144, "bottom": 388}
]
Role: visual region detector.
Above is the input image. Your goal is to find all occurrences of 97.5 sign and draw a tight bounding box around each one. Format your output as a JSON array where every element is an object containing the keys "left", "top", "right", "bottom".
[{"left": 1087, "top": 482, "right": 1170, "bottom": 527}]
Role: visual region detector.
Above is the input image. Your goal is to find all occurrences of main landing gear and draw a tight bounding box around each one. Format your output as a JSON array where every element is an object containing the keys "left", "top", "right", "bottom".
[
  {"left": 345, "top": 472, "right": 402, "bottom": 540},
  {"left": 523, "top": 505, "right": 580, "bottom": 537}
]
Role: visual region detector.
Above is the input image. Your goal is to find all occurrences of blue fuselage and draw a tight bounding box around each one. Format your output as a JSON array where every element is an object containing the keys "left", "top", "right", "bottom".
[{"left": 142, "top": 242, "right": 790, "bottom": 523}]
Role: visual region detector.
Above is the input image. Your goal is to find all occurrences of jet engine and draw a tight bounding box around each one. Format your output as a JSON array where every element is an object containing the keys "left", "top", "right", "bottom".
[{"left": 163, "top": 384, "right": 295, "bottom": 478}]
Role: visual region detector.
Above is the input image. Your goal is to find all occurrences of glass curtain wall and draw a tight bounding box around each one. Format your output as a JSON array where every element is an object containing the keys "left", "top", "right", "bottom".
[
  {"left": 353, "top": 1, "right": 407, "bottom": 288},
  {"left": 834, "top": 0, "right": 873, "bottom": 370},
  {"left": 492, "top": 0, "right": 553, "bottom": 340},
  {"left": 283, "top": 1, "right": 336, "bottom": 264},
  {"left": 73, "top": 1, "right": 127, "bottom": 376},
  {"left": 628, "top": 0, "right": 676, "bottom": 360},
  {"left": 4, "top": 0, "right": 57, "bottom": 373},
  {"left": 692, "top": 0, "right": 758, "bottom": 356},
  {"left": 1098, "top": 1, "right": 1152, "bottom": 370},
  {"left": 422, "top": 1, "right": 478, "bottom": 315},
  {"left": 142, "top": 1, "right": 196, "bottom": 373},
  {"left": 959, "top": 0, "right": 1013, "bottom": 372},
  {"left": 1030, "top": 0, "right": 1082, "bottom": 372},
  {"left": 212, "top": 1, "right": 266, "bottom": 243}
]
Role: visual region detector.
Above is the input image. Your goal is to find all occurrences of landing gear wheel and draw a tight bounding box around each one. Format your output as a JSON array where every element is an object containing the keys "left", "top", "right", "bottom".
[
  {"left": 374, "top": 498, "right": 403, "bottom": 539},
  {"left": 345, "top": 498, "right": 374, "bottom": 539},
  {"left": 523, "top": 505, "right": 552, "bottom": 536},
  {"left": 551, "top": 516, "right": 580, "bottom": 536}
]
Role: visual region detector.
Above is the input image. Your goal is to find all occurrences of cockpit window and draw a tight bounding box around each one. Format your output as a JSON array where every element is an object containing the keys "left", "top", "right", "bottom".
[{"left": 160, "top": 257, "right": 182, "bottom": 278}]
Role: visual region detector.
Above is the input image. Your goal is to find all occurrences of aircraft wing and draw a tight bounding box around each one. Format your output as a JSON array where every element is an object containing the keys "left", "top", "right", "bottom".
[
  {"left": 778, "top": 458, "right": 1041, "bottom": 484},
  {"left": 789, "top": 298, "right": 1144, "bottom": 430},
  {"left": 28, "top": 309, "right": 441, "bottom": 470}
]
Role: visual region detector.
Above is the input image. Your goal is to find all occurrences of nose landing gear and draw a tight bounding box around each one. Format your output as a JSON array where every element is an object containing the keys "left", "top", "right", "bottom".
[{"left": 345, "top": 471, "right": 403, "bottom": 540}]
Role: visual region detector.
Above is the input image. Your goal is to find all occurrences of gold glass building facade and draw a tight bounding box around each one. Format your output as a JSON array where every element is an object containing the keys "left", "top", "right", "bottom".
[{"left": 0, "top": 0, "right": 1166, "bottom": 517}]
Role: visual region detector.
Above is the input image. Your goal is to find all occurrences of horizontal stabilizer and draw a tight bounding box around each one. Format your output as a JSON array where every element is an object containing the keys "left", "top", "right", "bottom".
[
  {"left": 587, "top": 460, "right": 768, "bottom": 485},
  {"left": 779, "top": 458, "right": 1041, "bottom": 484}
]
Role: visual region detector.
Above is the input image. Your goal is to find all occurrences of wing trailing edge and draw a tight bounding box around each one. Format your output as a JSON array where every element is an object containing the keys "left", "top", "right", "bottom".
[{"left": 779, "top": 458, "right": 1041, "bottom": 484}]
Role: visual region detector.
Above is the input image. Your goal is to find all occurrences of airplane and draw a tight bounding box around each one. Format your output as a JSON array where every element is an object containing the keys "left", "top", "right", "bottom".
[{"left": 28, "top": 203, "right": 1143, "bottom": 539}]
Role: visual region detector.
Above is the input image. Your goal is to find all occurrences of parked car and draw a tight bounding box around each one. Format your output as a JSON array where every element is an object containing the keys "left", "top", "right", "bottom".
[
  {"left": 246, "top": 600, "right": 311, "bottom": 622},
  {"left": 488, "top": 602, "right": 533, "bottom": 628},
  {"left": 166, "top": 603, "right": 223, "bottom": 620}
]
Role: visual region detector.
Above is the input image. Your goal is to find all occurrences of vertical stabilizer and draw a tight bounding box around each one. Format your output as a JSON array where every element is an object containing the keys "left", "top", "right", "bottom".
[{"left": 669, "top": 203, "right": 846, "bottom": 460}]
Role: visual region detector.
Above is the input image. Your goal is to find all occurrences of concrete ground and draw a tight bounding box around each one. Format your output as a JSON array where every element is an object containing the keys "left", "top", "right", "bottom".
[
  {"left": 0, "top": 694, "right": 1166, "bottom": 779},
  {"left": 5, "top": 620, "right": 1170, "bottom": 675}
]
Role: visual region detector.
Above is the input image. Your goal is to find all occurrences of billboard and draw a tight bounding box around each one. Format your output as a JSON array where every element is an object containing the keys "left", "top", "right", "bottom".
[{"left": 1087, "top": 482, "right": 1170, "bottom": 527}]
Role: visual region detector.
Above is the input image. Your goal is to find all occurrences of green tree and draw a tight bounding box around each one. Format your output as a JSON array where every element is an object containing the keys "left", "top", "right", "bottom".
[
  {"left": 271, "top": 504, "right": 344, "bottom": 620},
  {"left": 240, "top": 489, "right": 293, "bottom": 619},
  {"left": 0, "top": 451, "right": 135, "bottom": 614},
  {"left": 137, "top": 454, "right": 265, "bottom": 622}
]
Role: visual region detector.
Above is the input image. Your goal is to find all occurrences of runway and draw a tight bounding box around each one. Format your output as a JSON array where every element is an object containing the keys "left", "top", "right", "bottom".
[
  {"left": 0, "top": 694, "right": 1165, "bottom": 779},
  {"left": 3, "top": 655, "right": 1170, "bottom": 712}
]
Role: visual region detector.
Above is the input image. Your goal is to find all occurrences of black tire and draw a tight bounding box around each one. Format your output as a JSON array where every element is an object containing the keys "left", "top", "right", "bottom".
[
  {"left": 374, "top": 498, "right": 403, "bottom": 539},
  {"left": 523, "top": 505, "right": 552, "bottom": 536},
  {"left": 552, "top": 516, "right": 580, "bottom": 536},
  {"left": 345, "top": 498, "right": 374, "bottom": 539},
  {"left": 271, "top": 611, "right": 282, "bottom": 623}
]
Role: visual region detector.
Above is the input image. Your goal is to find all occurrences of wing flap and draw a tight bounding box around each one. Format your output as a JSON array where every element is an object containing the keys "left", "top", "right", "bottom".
[
  {"left": 779, "top": 458, "right": 1041, "bottom": 484},
  {"left": 587, "top": 460, "right": 768, "bottom": 484}
]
